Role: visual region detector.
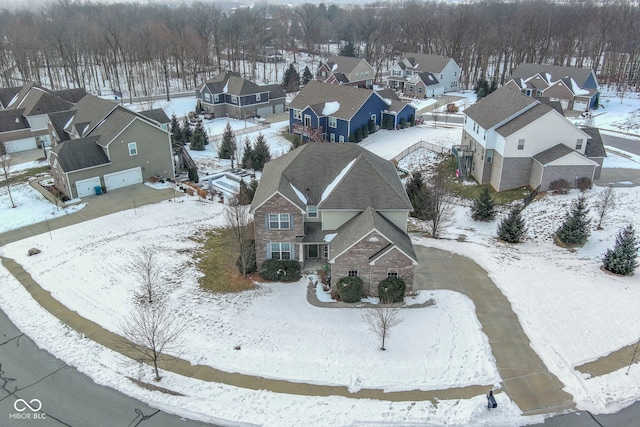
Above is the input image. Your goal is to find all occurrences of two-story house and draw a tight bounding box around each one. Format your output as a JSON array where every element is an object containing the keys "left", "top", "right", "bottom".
[
  {"left": 196, "top": 71, "right": 286, "bottom": 119},
  {"left": 316, "top": 56, "right": 375, "bottom": 89},
  {"left": 48, "top": 94, "right": 175, "bottom": 199},
  {"left": 288, "top": 81, "right": 416, "bottom": 142},
  {"left": 250, "top": 143, "right": 418, "bottom": 296},
  {"left": 456, "top": 87, "right": 605, "bottom": 192},
  {"left": 504, "top": 63, "right": 600, "bottom": 112},
  {"left": 387, "top": 53, "right": 461, "bottom": 97}
]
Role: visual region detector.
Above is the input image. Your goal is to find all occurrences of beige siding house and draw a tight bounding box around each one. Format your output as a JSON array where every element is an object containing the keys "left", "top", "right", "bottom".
[{"left": 316, "top": 56, "right": 375, "bottom": 88}]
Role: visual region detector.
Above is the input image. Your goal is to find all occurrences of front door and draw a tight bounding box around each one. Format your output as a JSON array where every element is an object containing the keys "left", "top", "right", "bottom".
[{"left": 307, "top": 244, "right": 319, "bottom": 258}]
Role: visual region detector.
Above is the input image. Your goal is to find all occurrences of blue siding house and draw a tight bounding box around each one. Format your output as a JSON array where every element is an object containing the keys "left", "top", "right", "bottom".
[
  {"left": 196, "top": 71, "right": 285, "bottom": 119},
  {"left": 289, "top": 81, "right": 417, "bottom": 142}
]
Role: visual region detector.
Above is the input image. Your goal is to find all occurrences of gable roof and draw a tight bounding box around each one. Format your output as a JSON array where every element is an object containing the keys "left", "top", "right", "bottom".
[
  {"left": 464, "top": 86, "right": 539, "bottom": 129},
  {"left": 401, "top": 53, "right": 455, "bottom": 74},
  {"left": 49, "top": 110, "right": 75, "bottom": 142},
  {"left": 65, "top": 94, "right": 119, "bottom": 137},
  {"left": 53, "top": 88, "right": 87, "bottom": 104},
  {"left": 288, "top": 81, "right": 381, "bottom": 121},
  {"left": 532, "top": 144, "right": 575, "bottom": 165},
  {"left": 0, "top": 86, "right": 22, "bottom": 108},
  {"left": 328, "top": 206, "right": 417, "bottom": 264},
  {"left": 582, "top": 127, "right": 607, "bottom": 158},
  {"left": 6, "top": 83, "right": 74, "bottom": 116},
  {"left": 89, "top": 107, "right": 139, "bottom": 147},
  {"left": 138, "top": 108, "right": 170, "bottom": 125},
  {"left": 250, "top": 143, "right": 412, "bottom": 213},
  {"left": 51, "top": 136, "right": 110, "bottom": 172},
  {"left": 326, "top": 56, "right": 369, "bottom": 74},
  {"left": 0, "top": 109, "right": 30, "bottom": 133},
  {"left": 496, "top": 103, "right": 553, "bottom": 137},
  {"left": 202, "top": 71, "right": 268, "bottom": 97},
  {"left": 411, "top": 72, "right": 440, "bottom": 87},
  {"left": 511, "top": 63, "right": 595, "bottom": 88}
]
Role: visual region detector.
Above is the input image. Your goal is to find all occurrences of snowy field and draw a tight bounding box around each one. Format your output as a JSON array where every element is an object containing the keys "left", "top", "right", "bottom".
[{"left": 0, "top": 88, "right": 639, "bottom": 425}]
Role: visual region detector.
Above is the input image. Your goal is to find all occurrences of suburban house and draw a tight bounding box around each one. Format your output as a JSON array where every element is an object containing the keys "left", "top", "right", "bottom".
[
  {"left": 316, "top": 56, "right": 375, "bottom": 89},
  {"left": 387, "top": 53, "right": 461, "bottom": 97},
  {"left": 138, "top": 108, "right": 171, "bottom": 131},
  {"left": 0, "top": 83, "right": 86, "bottom": 153},
  {"left": 48, "top": 94, "right": 175, "bottom": 199},
  {"left": 288, "top": 81, "right": 416, "bottom": 143},
  {"left": 196, "top": 71, "right": 285, "bottom": 119},
  {"left": 455, "top": 86, "right": 605, "bottom": 192},
  {"left": 249, "top": 143, "right": 418, "bottom": 296},
  {"left": 504, "top": 63, "right": 600, "bottom": 112}
]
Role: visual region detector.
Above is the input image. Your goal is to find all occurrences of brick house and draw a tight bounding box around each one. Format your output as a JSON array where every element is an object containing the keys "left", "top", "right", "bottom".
[{"left": 249, "top": 143, "right": 417, "bottom": 296}]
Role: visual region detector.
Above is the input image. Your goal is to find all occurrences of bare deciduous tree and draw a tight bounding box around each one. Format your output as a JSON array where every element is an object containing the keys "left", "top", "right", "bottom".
[
  {"left": 120, "top": 304, "right": 186, "bottom": 381},
  {"left": 224, "top": 195, "right": 255, "bottom": 278},
  {"left": 362, "top": 307, "right": 402, "bottom": 351},
  {"left": 626, "top": 338, "right": 640, "bottom": 375},
  {"left": 427, "top": 167, "right": 454, "bottom": 238},
  {"left": 594, "top": 186, "right": 616, "bottom": 230},
  {"left": 128, "top": 247, "right": 162, "bottom": 305},
  {"left": 0, "top": 142, "right": 16, "bottom": 209}
]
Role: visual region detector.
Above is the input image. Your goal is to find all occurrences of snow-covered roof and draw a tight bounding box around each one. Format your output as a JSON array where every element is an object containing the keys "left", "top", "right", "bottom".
[
  {"left": 322, "top": 101, "right": 340, "bottom": 116},
  {"left": 290, "top": 183, "right": 307, "bottom": 204},
  {"left": 321, "top": 158, "right": 356, "bottom": 202}
]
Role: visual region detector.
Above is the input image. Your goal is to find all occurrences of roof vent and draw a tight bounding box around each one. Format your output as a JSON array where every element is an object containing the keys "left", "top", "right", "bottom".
[{"left": 15, "top": 117, "right": 19, "bottom": 123}]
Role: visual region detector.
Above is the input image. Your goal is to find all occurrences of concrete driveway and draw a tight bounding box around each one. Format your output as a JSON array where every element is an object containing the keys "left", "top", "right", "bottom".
[{"left": 413, "top": 245, "right": 575, "bottom": 416}]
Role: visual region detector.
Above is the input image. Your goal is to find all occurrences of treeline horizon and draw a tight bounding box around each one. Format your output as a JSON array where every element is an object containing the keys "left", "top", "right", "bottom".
[{"left": 0, "top": 0, "right": 637, "bottom": 97}]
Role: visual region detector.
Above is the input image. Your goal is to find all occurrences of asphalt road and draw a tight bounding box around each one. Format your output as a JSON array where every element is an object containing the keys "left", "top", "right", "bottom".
[
  {"left": 0, "top": 308, "right": 214, "bottom": 427},
  {"left": 538, "top": 401, "right": 640, "bottom": 426},
  {"left": 601, "top": 132, "right": 640, "bottom": 155}
]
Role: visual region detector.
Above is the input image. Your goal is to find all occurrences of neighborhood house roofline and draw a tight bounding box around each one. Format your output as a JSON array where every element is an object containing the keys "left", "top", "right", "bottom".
[
  {"left": 328, "top": 227, "right": 392, "bottom": 263},
  {"left": 249, "top": 190, "right": 306, "bottom": 214},
  {"left": 369, "top": 245, "right": 419, "bottom": 266}
]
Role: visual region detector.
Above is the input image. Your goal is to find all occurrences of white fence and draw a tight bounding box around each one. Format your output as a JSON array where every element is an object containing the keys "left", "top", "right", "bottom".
[
  {"left": 209, "top": 122, "right": 271, "bottom": 143},
  {"left": 392, "top": 139, "right": 450, "bottom": 162}
]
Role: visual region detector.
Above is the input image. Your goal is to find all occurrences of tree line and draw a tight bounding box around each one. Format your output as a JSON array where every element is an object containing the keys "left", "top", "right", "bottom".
[{"left": 0, "top": 0, "right": 638, "bottom": 97}]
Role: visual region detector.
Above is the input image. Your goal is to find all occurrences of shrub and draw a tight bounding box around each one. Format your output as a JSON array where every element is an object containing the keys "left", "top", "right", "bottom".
[
  {"left": 260, "top": 259, "right": 301, "bottom": 282},
  {"left": 349, "top": 133, "right": 356, "bottom": 143},
  {"left": 361, "top": 123, "right": 369, "bottom": 138},
  {"left": 378, "top": 277, "right": 406, "bottom": 303},
  {"left": 576, "top": 177, "right": 592, "bottom": 191},
  {"left": 336, "top": 276, "right": 363, "bottom": 303},
  {"left": 409, "top": 114, "right": 415, "bottom": 126},
  {"left": 549, "top": 179, "right": 571, "bottom": 193},
  {"left": 368, "top": 119, "right": 376, "bottom": 134},
  {"left": 355, "top": 128, "right": 363, "bottom": 143},
  {"left": 400, "top": 117, "right": 407, "bottom": 128}
]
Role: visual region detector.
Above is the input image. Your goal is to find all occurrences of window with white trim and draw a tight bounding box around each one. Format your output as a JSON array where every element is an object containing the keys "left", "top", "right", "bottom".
[
  {"left": 486, "top": 149, "right": 493, "bottom": 163},
  {"left": 293, "top": 109, "right": 302, "bottom": 120},
  {"left": 576, "top": 139, "right": 583, "bottom": 150},
  {"left": 307, "top": 205, "right": 318, "bottom": 218},
  {"left": 128, "top": 142, "right": 138, "bottom": 156},
  {"left": 256, "top": 93, "right": 261, "bottom": 101},
  {"left": 330, "top": 133, "right": 335, "bottom": 142},
  {"left": 270, "top": 242, "right": 292, "bottom": 260},
  {"left": 339, "top": 135, "right": 344, "bottom": 142},
  {"left": 204, "top": 93, "right": 211, "bottom": 102},
  {"left": 328, "top": 117, "right": 337, "bottom": 128},
  {"left": 392, "top": 70, "right": 401, "bottom": 77},
  {"left": 231, "top": 95, "right": 238, "bottom": 104},
  {"left": 268, "top": 213, "right": 290, "bottom": 230},
  {"left": 214, "top": 94, "right": 219, "bottom": 102},
  {"left": 387, "top": 272, "right": 398, "bottom": 278},
  {"left": 517, "top": 139, "right": 525, "bottom": 150},
  {"left": 365, "top": 71, "right": 370, "bottom": 77},
  {"left": 347, "top": 270, "right": 358, "bottom": 277}
]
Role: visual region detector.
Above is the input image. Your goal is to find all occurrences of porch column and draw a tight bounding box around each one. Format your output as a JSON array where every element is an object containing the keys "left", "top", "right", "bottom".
[{"left": 298, "top": 244, "right": 304, "bottom": 263}]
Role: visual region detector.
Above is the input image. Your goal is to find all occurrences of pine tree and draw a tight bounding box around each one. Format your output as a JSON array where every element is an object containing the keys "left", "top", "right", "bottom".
[
  {"left": 251, "top": 133, "right": 271, "bottom": 171},
  {"left": 472, "top": 187, "right": 497, "bottom": 221},
  {"left": 189, "top": 121, "right": 207, "bottom": 151},
  {"left": 475, "top": 77, "right": 490, "bottom": 100},
  {"left": 302, "top": 66, "right": 313, "bottom": 85},
  {"left": 170, "top": 114, "right": 181, "bottom": 143},
  {"left": 556, "top": 195, "right": 591, "bottom": 246},
  {"left": 368, "top": 119, "right": 376, "bottom": 134},
  {"left": 218, "top": 122, "right": 237, "bottom": 160},
  {"left": 181, "top": 118, "right": 192, "bottom": 144},
  {"left": 497, "top": 206, "right": 527, "bottom": 243},
  {"left": 281, "top": 63, "right": 300, "bottom": 92},
  {"left": 248, "top": 177, "right": 259, "bottom": 201},
  {"left": 188, "top": 167, "right": 199, "bottom": 183},
  {"left": 237, "top": 179, "right": 251, "bottom": 205},
  {"left": 406, "top": 172, "right": 431, "bottom": 220},
  {"left": 241, "top": 137, "right": 253, "bottom": 169},
  {"left": 603, "top": 225, "right": 639, "bottom": 276},
  {"left": 339, "top": 42, "right": 357, "bottom": 57}
]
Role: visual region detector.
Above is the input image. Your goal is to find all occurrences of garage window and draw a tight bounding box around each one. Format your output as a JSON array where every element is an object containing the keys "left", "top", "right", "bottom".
[
  {"left": 128, "top": 142, "right": 138, "bottom": 156},
  {"left": 576, "top": 139, "right": 583, "bottom": 150}
]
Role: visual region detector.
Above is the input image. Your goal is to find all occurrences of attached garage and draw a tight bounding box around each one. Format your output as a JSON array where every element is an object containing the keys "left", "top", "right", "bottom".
[
  {"left": 75, "top": 176, "right": 101, "bottom": 198},
  {"left": 572, "top": 100, "right": 588, "bottom": 111},
  {"left": 104, "top": 167, "right": 143, "bottom": 191},
  {"left": 5, "top": 137, "right": 37, "bottom": 153},
  {"left": 257, "top": 105, "right": 273, "bottom": 117},
  {"left": 274, "top": 104, "right": 284, "bottom": 114}
]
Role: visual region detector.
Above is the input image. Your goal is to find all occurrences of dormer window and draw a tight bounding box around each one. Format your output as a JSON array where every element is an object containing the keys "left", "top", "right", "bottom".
[{"left": 307, "top": 205, "right": 318, "bottom": 218}]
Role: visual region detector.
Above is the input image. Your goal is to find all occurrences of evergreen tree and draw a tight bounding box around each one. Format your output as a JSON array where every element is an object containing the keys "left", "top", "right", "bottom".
[
  {"left": 218, "top": 122, "right": 237, "bottom": 160},
  {"left": 472, "top": 187, "right": 497, "bottom": 221},
  {"left": 181, "top": 118, "right": 192, "bottom": 144},
  {"left": 475, "top": 77, "right": 490, "bottom": 100},
  {"left": 602, "top": 225, "right": 639, "bottom": 276},
  {"left": 251, "top": 133, "right": 271, "bottom": 171},
  {"left": 361, "top": 123, "right": 368, "bottom": 138},
  {"left": 497, "top": 206, "right": 527, "bottom": 243},
  {"left": 281, "top": 63, "right": 300, "bottom": 92},
  {"left": 187, "top": 167, "right": 199, "bottom": 183},
  {"left": 170, "top": 114, "right": 181, "bottom": 143},
  {"left": 301, "top": 66, "right": 313, "bottom": 85},
  {"left": 237, "top": 179, "right": 251, "bottom": 205},
  {"left": 556, "top": 195, "right": 591, "bottom": 246},
  {"left": 368, "top": 119, "right": 376, "bottom": 134},
  {"left": 339, "top": 42, "right": 357, "bottom": 57},
  {"left": 189, "top": 121, "right": 207, "bottom": 151},
  {"left": 241, "top": 137, "right": 253, "bottom": 169},
  {"left": 248, "top": 177, "right": 259, "bottom": 201},
  {"left": 405, "top": 172, "right": 431, "bottom": 220}
]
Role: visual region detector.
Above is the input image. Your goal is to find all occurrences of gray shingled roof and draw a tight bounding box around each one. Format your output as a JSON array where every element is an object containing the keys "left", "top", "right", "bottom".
[
  {"left": 532, "top": 144, "right": 574, "bottom": 165},
  {"left": 89, "top": 107, "right": 138, "bottom": 147},
  {"left": 48, "top": 110, "right": 75, "bottom": 142},
  {"left": 326, "top": 56, "right": 366, "bottom": 74},
  {"left": 203, "top": 71, "right": 266, "bottom": 96},
  {"left": 511, "top": 63, "right": 595, "bottom": 88},
  {"left": 415, "top": 72, "right": 440, "bottom": 86},
  {"left": 464, "top": 86, "right": 538, "bottom": 129},
  {"left": 288, "top": 80, "right": 379, "bottom": 121},
  {"left": 138, "top": 108, "right": 170, "bottom": 124},
  {"left": 250, "top": 143, "right": 412, "bottom": 213},
  {"left": 496, "top": 103, "right": 553, "bottom": 137},
  {"left": 0, "top": 109, "right": 29, "bottom": 133},
  {"left": 51, "top": 136, "right": 110, "bottom": 172},
  {"left": 53, "top": 88, "right": 87, "bottom": 104},
  {"left": 401, "top": 53, "right": 453, "bottom": 73},
  {"left": 329, "top": 206, "right": 417, "bottom": 264},
  {"left": 582, "top": 127, "right": 607, "bottom": 158},
  {"left": 66, "top": 94, "right": 119, "bottom": 137},
  {"left": 7, "top": 84, "right": 74, "bottom": 116},
  {"left": 264, "top": 84, "right": 285, "bottom": 100},
  {"left": 0, "top": 86, "right": 22, "bottom": 108},
  {"left": 538, "top": 98, "right": 565, "bottom": 116}
]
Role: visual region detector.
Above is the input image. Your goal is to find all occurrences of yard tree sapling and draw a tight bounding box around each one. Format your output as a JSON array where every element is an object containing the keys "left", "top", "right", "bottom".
[
  {"left": 119, "top": 303, "right": 186, "bottom": 382},
  {"left": 362, "top": 307, "right": 402, "bottom": 351},
  {"left": 426, "top": 167, "right": 453, "bottom": 238},
  {"left": 626, "top": 338, "right": 640, "bottom": 375},
  {"left": 497, "top": 206, "right": 527, "bottom": 243},
  {"left": 595, "top": 186, "right": 616, "bottom": 229},
  {"left": 0, "top": 142, "right": 16, "bottom": 208},
  {"left": 602, "top": 224, "right": 639, "bottom": 276},
  {"left": 128, "top": 247, "right": 163, "bottom": 305},
  {"left": 225, "top": 195, "right": 255, "bottom": 278},
  {"left": 472, "top": 187, "right": 496, "bottom": 221},
  {"left": 556, "top": 195, "right": 591, "bottom": 246},
  {"left": 431, "top": 103, "right": 439, "bottom": 128}
]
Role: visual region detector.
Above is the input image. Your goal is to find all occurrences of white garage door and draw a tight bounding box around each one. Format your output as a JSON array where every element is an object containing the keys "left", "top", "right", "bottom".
[
  {"left": 257, "top": 105, "right": 272, "bottom": 117},
  {"left": 573, "top": 101, "right": 588, "bottom": 111},
  {"left": 75, "top": 176, "right": 101, "bottom": 198},
  {"left": 274, "top": 104, "right": 284, "bottom": 113},
  {"left": 104, "top": 167, "right": 143, "bottom": 191},
  {"left": 5, "top": 137, "right": 37, "bottom": 153}
]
